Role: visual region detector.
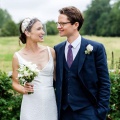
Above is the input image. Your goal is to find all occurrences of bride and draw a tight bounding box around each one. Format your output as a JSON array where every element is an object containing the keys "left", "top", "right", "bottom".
[{"left": 12, "top": 17, "right": 57, "bottom": 120}]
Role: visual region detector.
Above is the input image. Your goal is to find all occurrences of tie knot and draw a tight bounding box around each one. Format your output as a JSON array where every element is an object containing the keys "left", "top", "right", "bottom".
[{"left": 68, "top": 44, "right": 72, "bottom": 49}]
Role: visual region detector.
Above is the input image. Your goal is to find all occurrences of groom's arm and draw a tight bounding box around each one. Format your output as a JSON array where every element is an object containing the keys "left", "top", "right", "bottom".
[{"left": 95, "top": 43, "right": 110, "bottom": 119}]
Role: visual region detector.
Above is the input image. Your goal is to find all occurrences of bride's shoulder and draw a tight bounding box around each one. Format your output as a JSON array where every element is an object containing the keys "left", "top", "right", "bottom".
[
  {"left": 50, "top": 47, "right": 55, "bottom": 53},
  {"left": 16, "top": 48, "right": 25, "bottom": 55},
  {"left": 48, "top": 47, "right": 56, "bottom": 59},
  {"left": 39, "top": 45, "right": 47, "bottom": 51},
  {"left": 39, "top": 45, "right": 55, "bottom": 57},
  {"left": 13, "top": 50, "right": 21, "bottom": 58},
  {"left": 46, "top": 46, "right": 55, "bottom": 53}
]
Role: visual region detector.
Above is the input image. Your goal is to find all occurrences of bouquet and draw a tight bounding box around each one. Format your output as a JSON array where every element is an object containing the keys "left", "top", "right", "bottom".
[{"left": 18, "top": 62, "right": 39, "bottom": 94}]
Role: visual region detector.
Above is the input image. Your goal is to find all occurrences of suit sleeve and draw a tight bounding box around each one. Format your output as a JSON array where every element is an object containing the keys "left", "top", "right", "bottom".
[{"left": 95, "top": 43, "right": 110, "bottom": 119}]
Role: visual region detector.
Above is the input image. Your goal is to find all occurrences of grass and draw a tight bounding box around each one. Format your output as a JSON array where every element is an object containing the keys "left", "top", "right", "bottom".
[{"left": 0, "top": 35, "right": 120, "bottom": 72}]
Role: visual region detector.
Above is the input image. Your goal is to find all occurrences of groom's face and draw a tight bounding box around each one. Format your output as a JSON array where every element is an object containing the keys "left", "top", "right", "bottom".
[{"left": 57, "top": 14, "right": 75, "bottom": 37}]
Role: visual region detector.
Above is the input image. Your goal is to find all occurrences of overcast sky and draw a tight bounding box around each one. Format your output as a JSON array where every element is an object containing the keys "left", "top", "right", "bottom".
[{"left": 0, "top": 0, "right": 92, "bottom": 23}]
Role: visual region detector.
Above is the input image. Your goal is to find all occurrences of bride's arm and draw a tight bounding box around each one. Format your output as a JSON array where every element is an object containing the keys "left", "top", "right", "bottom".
[{"left": 12, "top": 54, "right": 27, "bottom": 94}]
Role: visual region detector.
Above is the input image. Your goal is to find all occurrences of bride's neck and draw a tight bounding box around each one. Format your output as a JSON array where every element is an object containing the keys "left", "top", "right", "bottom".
[{"left": 25, "top": 43, "right": 39, "bottom": 53}]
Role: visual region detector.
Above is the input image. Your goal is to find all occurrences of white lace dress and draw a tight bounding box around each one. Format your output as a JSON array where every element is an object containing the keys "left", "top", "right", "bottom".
[{"left": 15, "top": 47, "right": 57, "bottom": 120}]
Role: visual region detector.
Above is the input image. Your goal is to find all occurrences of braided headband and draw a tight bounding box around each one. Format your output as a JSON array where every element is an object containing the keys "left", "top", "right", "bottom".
[{"left": 21, "top": 18, "right": 32, "bottom": 33}]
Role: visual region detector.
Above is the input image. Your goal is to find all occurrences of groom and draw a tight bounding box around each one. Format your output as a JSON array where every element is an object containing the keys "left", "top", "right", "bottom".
[{"left": 54, "top": 6, "right": 110, "bottom": 120}]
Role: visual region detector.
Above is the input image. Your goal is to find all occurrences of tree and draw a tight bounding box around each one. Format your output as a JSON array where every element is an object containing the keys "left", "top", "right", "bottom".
[
  {"left": 0, "top": 9, "right": 12, "bottom": 28},
  {"left": 46, "top": 21, "right": 58, "bottom": 35},
  {"left": 82, "top": 0, "right": 111, "bottom": 35},
  {"left": 95, "top": 12, "right": 111, "bottom": 36},
  {"left": 0, "top": 8, "right": 19, "bottom": 36},
  {"left": 1, "top": 20, "right": 19, "bottom": 36},
  {"left": 109, "top": 0, "right": 120, "bottom": 36},
  {"left": 96, "top": 0, "right": 120, "bottom": 36}
]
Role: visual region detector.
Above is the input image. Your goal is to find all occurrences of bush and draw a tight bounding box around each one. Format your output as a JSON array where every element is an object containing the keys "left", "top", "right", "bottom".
[
  {"left": 0, "top": 70, "right": 22, "bottom": 120},
  {"left": 108, "top": 70, "right": 120, "bottom": 120},
  {"left": 0, "top": 69, "right": 120, "bottom": 120}
]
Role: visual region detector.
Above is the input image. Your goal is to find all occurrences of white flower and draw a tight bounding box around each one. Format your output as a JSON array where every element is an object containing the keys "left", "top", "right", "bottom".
[
  {"left": 24, "top": 71, "right": 29, "bottom": 76},
  {"left": 28, "top": 63, "right": 38, "bottom": 71},
  {"left": 18, "top": 74, "right": 23, "bottom": 78},
  {"left": 18, "top": 62, "right": 39, "bottom": 83},
  {"left": 85, "top": 44, "right": 93, "bottom": 54}
]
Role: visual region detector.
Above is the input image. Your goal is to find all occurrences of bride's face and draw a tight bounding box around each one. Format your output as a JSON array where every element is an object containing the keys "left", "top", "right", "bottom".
[{"left": 29, "top": 21, "right": 45, "bottom": 42}]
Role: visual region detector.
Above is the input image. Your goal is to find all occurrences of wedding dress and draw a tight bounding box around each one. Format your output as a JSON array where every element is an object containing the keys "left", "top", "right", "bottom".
[{"left": 15, "top": 47, "right": 57, "bottom": 120}]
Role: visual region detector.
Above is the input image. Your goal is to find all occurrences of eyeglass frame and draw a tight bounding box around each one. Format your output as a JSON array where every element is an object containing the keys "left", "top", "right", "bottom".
[{"left": 56, "top": 22, "right": 71, "bottom": 27}]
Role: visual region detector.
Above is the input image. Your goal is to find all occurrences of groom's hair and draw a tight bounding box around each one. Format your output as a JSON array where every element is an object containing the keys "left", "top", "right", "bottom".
[{"left": 59, "top": 6, "right": 84, "bottom": 31}]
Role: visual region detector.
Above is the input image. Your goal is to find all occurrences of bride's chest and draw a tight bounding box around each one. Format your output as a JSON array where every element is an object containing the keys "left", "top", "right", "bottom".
[{"left": 23, "top": 54, "right": 49, "bottom": 69}]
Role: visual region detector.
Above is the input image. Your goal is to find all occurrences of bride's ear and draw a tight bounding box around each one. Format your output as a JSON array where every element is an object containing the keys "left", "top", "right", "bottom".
[{"left": 24, "top": 31, "right": 30, "bottom": 37}]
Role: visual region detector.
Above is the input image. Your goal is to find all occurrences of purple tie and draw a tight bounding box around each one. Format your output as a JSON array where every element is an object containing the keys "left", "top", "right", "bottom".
[{"left": 67, "top": 44, "right": 73, "bottom": 68}]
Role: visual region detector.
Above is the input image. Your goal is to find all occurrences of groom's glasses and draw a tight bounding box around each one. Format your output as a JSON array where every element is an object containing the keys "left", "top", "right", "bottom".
[{"left": 56, "top": 22, "right": 71, "bottom": 27}]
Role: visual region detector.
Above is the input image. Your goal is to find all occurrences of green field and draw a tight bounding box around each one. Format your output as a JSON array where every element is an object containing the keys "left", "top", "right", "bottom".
[{"left": 0, "top": 35, "right": 120, "bottom": 72}]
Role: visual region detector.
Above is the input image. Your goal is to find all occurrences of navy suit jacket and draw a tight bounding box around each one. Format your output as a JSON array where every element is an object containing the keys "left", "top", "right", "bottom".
[{"left": 54, "top": 37, "right": 110, "bottom": 120}]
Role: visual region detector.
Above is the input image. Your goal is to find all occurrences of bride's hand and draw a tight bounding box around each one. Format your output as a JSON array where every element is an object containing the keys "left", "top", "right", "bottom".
[{"left": 24, "top": 82, "right": 34, "bottom": 94}]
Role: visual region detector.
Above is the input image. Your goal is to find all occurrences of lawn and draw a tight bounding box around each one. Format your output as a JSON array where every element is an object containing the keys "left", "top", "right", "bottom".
[{"left": 0, "top": 35, "right": 120, "bottom": 72}]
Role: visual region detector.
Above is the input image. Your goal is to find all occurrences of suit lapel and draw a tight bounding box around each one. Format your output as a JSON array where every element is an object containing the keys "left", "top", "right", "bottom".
[{"left": 78, "top": 37, "right": 88, "bottom": 73}]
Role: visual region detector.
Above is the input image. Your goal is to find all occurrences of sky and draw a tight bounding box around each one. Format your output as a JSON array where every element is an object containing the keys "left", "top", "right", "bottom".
[{"left": 0, "top": 0, "right": 92, "bottom": 23}]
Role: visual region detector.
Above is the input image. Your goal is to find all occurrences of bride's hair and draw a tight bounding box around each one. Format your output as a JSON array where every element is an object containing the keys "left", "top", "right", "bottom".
[{"left": 19, "top": 18, "right": 40, "bottom": 45}]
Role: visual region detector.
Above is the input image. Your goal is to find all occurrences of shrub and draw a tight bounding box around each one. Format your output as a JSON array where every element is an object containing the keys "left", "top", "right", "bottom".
[
  {"left": 108, "top": 70, "right": 120, "bottom": 120},
  {"left": 1, "top": 68, "right": 120, "bottom": 120},
  {"left": 0, "top": 70, "right": 22, "bottom": 120}
]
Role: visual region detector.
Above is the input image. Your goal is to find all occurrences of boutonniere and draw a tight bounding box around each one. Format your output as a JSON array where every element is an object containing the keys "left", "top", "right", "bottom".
[{"left": 85, "top": 44, "right": 93, "bottom": 54}]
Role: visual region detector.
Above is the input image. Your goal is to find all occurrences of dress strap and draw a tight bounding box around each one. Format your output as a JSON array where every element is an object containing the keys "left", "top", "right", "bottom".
[
  {"left": 15, "top": 52, "right": 21, "bottom": 61},
  {"left": 15, "top": 52, "right": 19, "bottom": 57},
  {"left": 47, "top": 46, "right": 52, "bottom": 59},
  {"left": 15, "top": 52, "right": 26, "bottom": 65}
]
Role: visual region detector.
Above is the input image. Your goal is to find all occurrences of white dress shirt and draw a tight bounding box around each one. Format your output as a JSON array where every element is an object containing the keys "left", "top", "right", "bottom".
[{"left": 65, "top": 35, "right": 81, "bottom": 61}]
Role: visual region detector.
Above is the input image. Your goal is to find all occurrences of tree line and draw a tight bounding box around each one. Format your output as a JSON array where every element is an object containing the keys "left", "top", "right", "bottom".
[
  {"left": 81, "top": 0, "right": 120, "bottom": 36},
  {"left": 0, "top": 0, "right": 120, "bottom": 37}
]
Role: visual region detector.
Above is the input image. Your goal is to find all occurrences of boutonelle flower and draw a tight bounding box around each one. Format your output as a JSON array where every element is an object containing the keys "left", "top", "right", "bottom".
[{"left": 85, "top": 44, "right": 93, "bottom": 54}]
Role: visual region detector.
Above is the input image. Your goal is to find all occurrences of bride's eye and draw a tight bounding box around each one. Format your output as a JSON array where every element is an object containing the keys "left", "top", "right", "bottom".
[{"left": 37, "top": 27, "right": 44, "bottom": 30}]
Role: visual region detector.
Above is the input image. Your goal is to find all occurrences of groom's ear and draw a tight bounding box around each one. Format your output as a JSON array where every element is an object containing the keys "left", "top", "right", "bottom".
[{"left": 73, "top": 22, "right": 79, "bottom": 30}]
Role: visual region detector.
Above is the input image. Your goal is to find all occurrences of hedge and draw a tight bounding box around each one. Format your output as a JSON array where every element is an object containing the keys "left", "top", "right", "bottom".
[
  {"left": 0, "top": 70, "right": 120, "bottom": 120},
  {"left": 0, "top": 70, "right": 22, "bottom": 120}
]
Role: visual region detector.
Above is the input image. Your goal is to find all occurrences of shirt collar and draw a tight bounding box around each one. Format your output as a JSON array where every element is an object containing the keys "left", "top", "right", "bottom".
[{"left": 66, "top": 35, "right": 81, "bottom": 49}]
